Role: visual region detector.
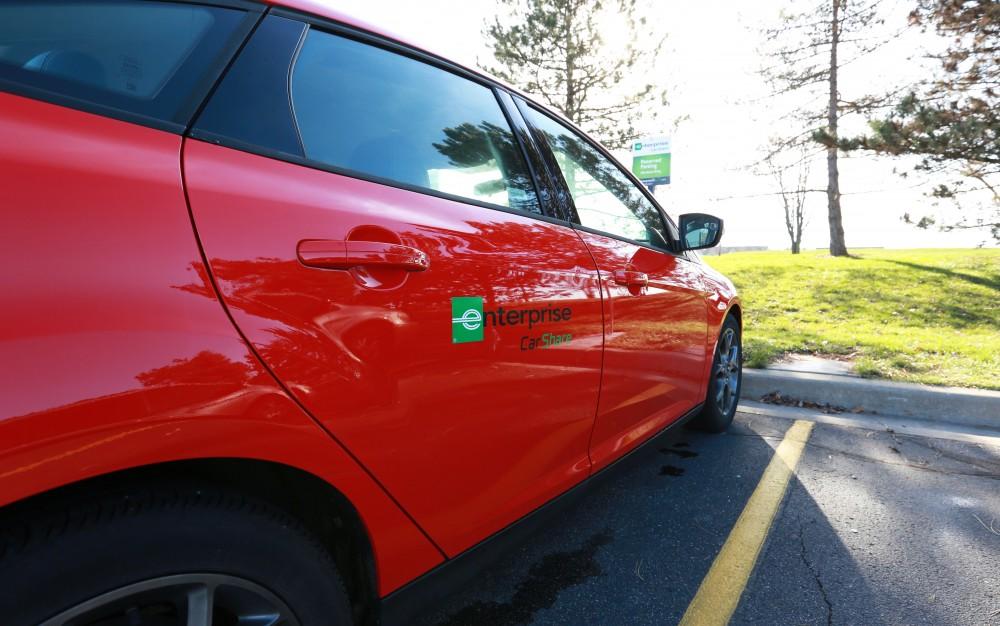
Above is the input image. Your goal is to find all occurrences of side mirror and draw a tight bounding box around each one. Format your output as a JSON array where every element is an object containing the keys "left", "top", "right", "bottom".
[{"left": 679, "top": 213, "right": 724, "bottom": 251}]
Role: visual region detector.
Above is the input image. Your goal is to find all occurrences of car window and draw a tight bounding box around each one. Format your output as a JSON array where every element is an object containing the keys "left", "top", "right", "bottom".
[
  {"left": 289, "top": 28, "right": 541, "bottom": 214},
  {"left": 524, "top": 108, "right": 670, "bottom": 249},
  {"left": 0, "top": 1, "right": 252, "bottom": 127},
  {"left": 192, "top": 15, "right": 307, "bottom": 156}
]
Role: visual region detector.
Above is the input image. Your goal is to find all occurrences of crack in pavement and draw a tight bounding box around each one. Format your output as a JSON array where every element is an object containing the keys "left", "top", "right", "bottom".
[
  {"left": 798, "top": 519, "right": 834, "bottom": 626},
  {"left": 901, "top": 436, "right": 1000, "bottom": 474},
  {"left": 720, "top": 433, "right": 785, "bottom": 441},
  {"left": 801, "top": 440, "right": 1000, "bottom": 479},
  {"left": 716, "top": 432, "right": 998, "bottom": 478}
]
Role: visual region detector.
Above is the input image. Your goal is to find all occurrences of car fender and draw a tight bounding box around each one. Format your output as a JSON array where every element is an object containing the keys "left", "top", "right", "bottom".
[
  {"left": 0, "top": 350, "right": 444, "bottom": 595},
  {"left": 699, "top": 264, "right": 742, "bottom": 399}
]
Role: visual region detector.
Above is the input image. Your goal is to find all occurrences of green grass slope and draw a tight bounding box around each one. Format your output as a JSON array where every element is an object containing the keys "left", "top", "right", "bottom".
[{"left": 705, "top": 249, "right": 1000, "bottom": 389}]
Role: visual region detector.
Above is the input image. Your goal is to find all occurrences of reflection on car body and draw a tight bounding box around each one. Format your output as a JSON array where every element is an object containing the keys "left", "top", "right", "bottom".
[{"left": 0, "top": 1, "right": 741, "bottom": 623}]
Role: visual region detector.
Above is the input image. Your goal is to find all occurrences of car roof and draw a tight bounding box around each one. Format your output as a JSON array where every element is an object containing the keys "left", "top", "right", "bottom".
[{"left": 261, "top": 0, "right": 570, "bottom": 125}]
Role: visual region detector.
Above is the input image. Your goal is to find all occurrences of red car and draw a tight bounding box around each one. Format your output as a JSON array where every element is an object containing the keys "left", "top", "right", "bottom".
[{"left": 0, "top": 1, "right": 741, "bottom": 623}]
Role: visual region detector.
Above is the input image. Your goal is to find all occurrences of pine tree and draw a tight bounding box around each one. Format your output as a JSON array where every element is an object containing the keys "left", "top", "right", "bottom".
[
  {"left": 844, "top": 0, "right": 999, "bottom": 240},
  {"left": 484, "top": 0, "right": 667, "bottom": 149}
]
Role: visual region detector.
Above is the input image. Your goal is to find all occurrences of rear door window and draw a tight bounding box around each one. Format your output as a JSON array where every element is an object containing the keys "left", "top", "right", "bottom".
[
  {"left": 288, "top": 28, "right": 541, "bottom": 214},
  {"left": 0, "top": 1, "right": 255, "bottom": 129}
]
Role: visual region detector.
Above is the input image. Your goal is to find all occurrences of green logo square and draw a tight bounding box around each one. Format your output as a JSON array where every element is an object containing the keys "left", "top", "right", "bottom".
[{"left": 451, "top": 297, "right": 484, "bottom": 343}]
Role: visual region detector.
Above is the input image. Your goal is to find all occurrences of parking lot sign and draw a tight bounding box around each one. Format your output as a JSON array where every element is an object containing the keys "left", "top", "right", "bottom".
[{"left": 632, "top": 135, "right": 671, "bottom": 187}]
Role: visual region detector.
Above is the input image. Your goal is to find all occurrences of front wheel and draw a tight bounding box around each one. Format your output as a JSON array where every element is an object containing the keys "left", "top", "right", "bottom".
[{"left": 690, "top": 315, "right": 742, "bottom": 433}]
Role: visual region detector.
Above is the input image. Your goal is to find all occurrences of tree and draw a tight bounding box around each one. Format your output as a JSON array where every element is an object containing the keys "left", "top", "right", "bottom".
[
  {"left": 765, "top": 150, "right": 812, "bottom": 254},
  {"left": 483, "top": 0, "right": 667, "bottom": 149},
  {"left": 762, "top": 0, "right": 894, "bottom": 257},
  {"left": 843, "top": 0, "right": 1000, "bottom": 240},
  {"left": 432, "top": 121, "right": 537, "bottom": 207}
]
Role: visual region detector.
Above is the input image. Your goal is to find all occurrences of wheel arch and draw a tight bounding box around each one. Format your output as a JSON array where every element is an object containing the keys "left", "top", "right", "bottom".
[
  {"left": 0, "top": 457, "right": 380, "bottom": 624},
  {"left": 699, "top": 299, "right": 743, "bottom": 400},
  {"left": 709, "top": 301, "right": 743, "bottom": 363},
  {"left": 726, "top": 302, "right": 743, "bottom": 330}
]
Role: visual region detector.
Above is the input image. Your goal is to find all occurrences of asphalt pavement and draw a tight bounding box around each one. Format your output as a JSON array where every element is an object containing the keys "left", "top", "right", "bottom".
[{"left": 410, "top": 410, "right": 1000, "bottom": 626}]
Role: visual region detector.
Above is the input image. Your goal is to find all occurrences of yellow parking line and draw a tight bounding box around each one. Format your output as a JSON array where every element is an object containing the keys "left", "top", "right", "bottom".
[{"left": 679, "top": 420, "right": 814, "bottom": 626}]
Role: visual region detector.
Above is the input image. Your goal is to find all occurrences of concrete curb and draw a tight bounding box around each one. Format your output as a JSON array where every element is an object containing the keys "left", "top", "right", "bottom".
[
  {"left": 737, "top": 400, "right": 1000, "bottom": 445},
  {"left": 741, "top": 368, "right": 1000, "bottom": 431}
]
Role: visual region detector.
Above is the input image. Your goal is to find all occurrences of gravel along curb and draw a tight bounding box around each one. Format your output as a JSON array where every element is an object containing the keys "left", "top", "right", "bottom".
[{"left": 741, "top": 369, "right": 1000, "bottom": 432}]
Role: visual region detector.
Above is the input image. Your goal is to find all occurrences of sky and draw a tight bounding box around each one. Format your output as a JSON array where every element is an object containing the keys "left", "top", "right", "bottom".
[{"left": 332, "top": 0, "right": 996, "bottom": 250}]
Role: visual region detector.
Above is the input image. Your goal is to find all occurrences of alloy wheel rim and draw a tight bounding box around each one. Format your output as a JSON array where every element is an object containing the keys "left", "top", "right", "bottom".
[
  {"left": 713, "top": 328, "right": 740, "bottom": 415},
  {"left": 41, "top": 573, "right": 300, "bottom": 626}
]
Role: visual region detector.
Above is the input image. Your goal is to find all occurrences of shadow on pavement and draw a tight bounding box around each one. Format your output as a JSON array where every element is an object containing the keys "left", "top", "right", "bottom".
[
  {"left": 434, "top": 531, "right": 613, "bottom": 626},
  {"left": 741, "top": 421, "right": 1000, "bottom": 625},
  {"left": 410, "top": 415, "right": 890, "bottom": 625}
]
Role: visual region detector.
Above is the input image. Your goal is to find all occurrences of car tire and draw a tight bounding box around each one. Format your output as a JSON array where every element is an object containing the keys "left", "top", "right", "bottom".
[
  {"left": 0, "top": 484, "right": 354, "bottom": 625},
  {"left": 690, "top": 314, "right": 742, "bottom": 433}
]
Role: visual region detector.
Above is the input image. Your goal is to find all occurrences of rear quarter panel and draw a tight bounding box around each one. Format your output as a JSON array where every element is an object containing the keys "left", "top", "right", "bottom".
[{"left": 0, "top": 93, "right": 442, "bottom": 594}]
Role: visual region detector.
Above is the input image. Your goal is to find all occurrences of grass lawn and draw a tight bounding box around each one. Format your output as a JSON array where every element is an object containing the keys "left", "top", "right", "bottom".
[{"left": 704, "top": 248, "right": 1000, "bottom": 390}]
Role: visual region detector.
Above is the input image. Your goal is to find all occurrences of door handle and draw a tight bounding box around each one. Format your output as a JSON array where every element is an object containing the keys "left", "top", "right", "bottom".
[
  {"left": 297, "top": 240, "right": 430, "bottom": 272},
  {"left": 613, "top": 269, "right": 648, "bottom": 287}
]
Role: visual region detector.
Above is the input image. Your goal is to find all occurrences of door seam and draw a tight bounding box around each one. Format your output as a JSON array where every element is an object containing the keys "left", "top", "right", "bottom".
[
  {"left": 177, "top": 136, "right": 448, "bottom": 560},
  {"left": 571, "top": 228, "right": 608, "bottom": 471}
]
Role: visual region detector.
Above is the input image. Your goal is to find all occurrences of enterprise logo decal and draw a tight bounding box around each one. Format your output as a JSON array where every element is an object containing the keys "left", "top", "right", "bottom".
[
  {"left": 451, "top": 297, "right": 484, "bottom": 343},
  {"left": 451, "top": 297, "right": 573, "bottom": 347}
]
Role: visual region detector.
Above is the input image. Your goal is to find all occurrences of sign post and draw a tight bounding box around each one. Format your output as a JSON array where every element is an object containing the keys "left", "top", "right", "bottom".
[{"left": 631, "top": 135, "right": 671, "bottom": 192}]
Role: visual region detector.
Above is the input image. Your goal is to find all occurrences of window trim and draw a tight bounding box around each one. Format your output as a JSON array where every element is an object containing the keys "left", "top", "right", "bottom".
[
  {"left": 493, "top": 86, "right": 571, "bottom": 223},
  {"left": 271, "top": 7, "right": 502, "bottom": 94},
  {"left": 285, "top": 21, "right": 309, "bottom": 156},
  {"left": 187, "top": 132, "right": 571, "bottom": 227},
  {"left": 0, "top": 0, "right": 263, "bottom": 135},
  {"left": 268, "top": 9, "right": 662, "bottom": 239},
  {"left": 194, "top": 4, "right": 675, "bottom": 238},
  {"left": 491, "top": 88, "right": 553, "bottom": 220},
  {"left": 518, "top": 100, "right": 683, "bottom": 255},
  {"left": 194, "top": 9, "right": 552, "bottom": 223},
  {"left": 190, "top": 14, "right": 308, "bottom": 156},
  {"left": 495, "top": 90, "right": 577, "bottom": 224},
  {"left": 275, "top": 6, "right": 574, "bottom": 223}
]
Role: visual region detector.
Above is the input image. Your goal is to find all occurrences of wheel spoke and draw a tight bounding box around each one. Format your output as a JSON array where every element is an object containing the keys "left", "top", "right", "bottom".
[
  {"left": 239, "top": 613, "right": 283, "bottom": 626},
  {"left": 42, "top": 574, "right": 300, "bottom": 626},
  {"left": 186, "top": 585, "right": 213, "bottom": 626}
]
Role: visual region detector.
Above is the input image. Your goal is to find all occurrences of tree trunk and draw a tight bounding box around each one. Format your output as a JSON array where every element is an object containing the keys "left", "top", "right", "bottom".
[
  {"left": 563, "top": 3, "right": 575, "bottom": 122},
  {"left": 783, "top": 205, "right": 796, "bottom": 253},
  {"left": 826, "top": 0, "right": 849, "bottom": 256}
]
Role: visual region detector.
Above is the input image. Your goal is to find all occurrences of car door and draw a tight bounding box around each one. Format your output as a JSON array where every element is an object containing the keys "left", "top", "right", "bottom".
[
  {"left": 182, "top": 15, "right": 605, "bottom": 556},
  {"left": 520, "top": 103, "right": 711, "bottom": 470}
]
